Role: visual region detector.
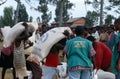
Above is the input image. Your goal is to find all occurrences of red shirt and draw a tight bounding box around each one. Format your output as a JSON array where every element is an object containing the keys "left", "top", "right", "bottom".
[
  {"left": 94, "top": 42, "right": 112, "bottom": 70},
  {"left": 45, "top": 53, "right": 59, "bottom": 67}
]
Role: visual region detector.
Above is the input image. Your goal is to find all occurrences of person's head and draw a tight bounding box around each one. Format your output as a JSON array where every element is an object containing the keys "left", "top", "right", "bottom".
[
  {"left": 41, "top": 24, "right": 48, "bottom": 34},
  {"left": 87, "top": 36, "right": 96, "bottom": 43},
  {"left": 114, "top": 18, "right": 120, "bottom": 31},
  {"left": 107, "top": 27, "right": 113, "bottom": 34},
  {"left": 92, "top": 27, "right": 96, "bottom": 33},
  {"left": 50, "top": 43, "right": 64, "bottom": 54},
  {"left": 27, "top": 24, "right": 35, "bottom": 36},
  {"left": 75, "top": 26, "right": 85, "bottom": 36}
]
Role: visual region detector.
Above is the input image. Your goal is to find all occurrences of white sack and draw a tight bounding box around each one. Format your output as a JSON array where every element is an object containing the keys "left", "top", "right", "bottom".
[
  {"left": 30, "top": 27, "right": 72, "bottom": 61},
  {"left": 3, "top": 22, "right": 25, "bottom": 47},
  {"left": 3, "top": 22, "right": 35, "bottom": 48},
  {"left": 57, "top": 62, "right": 67, "bottom": 78},
  {"left": 91, "top": 69, "right": 115, "bottom": 79},
  {"left": 1, "top": 26, "right": 11, "bottom": 37},
  {"left": 91, "top": 69, "right": 98, "bottom": 79},
  {"left": 97, "top": 69, "right": 115, "bottom": 79},
  {"left": 27, "top": 21, "right": 38, "bottom": 31}
]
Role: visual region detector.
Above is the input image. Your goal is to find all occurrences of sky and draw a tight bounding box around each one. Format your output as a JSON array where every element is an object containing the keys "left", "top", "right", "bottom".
[
  {"left": 0, "top": 0, "right": 95, "bottom": 23},
  {"left": 0, "top": 0, "right": 118, "bottom": 24}
]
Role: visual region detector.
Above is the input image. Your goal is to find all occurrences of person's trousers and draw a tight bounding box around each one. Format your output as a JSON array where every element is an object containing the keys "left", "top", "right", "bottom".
[
  {"left": 68, "top": 69, "right": 91, "bottom": 79},
  {"left": 116, "top": 71, "right": 120, "bottom": 79},
  {"left": 42, "top": 65, "right": 57, "bottom": 79}
]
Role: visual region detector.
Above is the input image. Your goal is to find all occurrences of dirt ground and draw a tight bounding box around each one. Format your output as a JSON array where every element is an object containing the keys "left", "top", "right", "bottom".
[
  {"left": 0, "top": 68, "right": 13, "bottom": 79},
  {"left": 0, "top": 68, "right": 60, "bottom": 79}
]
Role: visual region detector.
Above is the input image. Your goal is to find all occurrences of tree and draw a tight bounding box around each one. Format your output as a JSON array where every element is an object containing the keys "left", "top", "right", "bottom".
[
  {"left": 14, "top": 0, "right": 21, "bottom": 23},
  {"left": 28, "top": 16, "right": 33, "bottom": 22},
  {"left": 85, "top": 0, "right": 120, "bottom": 26},
  {"left": 107, "top": 0, "right": 120, "bottom": 15},
  {"left": 0, "top": 0, "right": 7, "bottom": 6},
  {"left": 14, "top": 3, "right": 28, "bottom": 22},
  {"left": 0, "top": 6, "right": 14, "bottom": 27},
  {"left": 36, "top": 17, "right": 41, "bottom": 23},
  {"left": 85, "top": 0, "right": 105, "bottom": 26},
  {"left": 48, "top": 0, "right": 73, "bottom": 26},
  {"left": 85, "top": 11, "right": 99, "bottom": 27},
  {"left": 25, "top": 0, "right": 73, "bottom": 26},
  {"left": 104, "top": 15, "right": 115, "bottom": 25},
  {"left": 54, "top": 0, "right": 73, "bottom": 26},
  {"left": 38, "top": 0, "right": 51, "bottom": 25}
]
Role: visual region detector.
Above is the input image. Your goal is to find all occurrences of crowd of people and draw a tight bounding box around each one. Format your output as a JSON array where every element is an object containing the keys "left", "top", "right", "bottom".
[{"left": 0, "top": 18, "right": 120, "bottom": 79}]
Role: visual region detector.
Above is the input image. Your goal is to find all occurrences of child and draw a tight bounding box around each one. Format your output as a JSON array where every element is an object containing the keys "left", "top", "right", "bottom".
[{"left": 42, "top": 43, "right": 64, "bottom": 79}]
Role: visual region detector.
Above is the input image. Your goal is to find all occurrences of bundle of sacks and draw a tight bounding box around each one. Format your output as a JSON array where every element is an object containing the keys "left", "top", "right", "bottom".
[{"left": 3, "top": 22, "right": 35, "bottom": 48}]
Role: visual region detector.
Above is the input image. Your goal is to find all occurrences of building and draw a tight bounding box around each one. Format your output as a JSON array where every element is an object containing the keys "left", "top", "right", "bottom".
[{"left": 51, "top": 17, "right": 86, "bottom": 27}]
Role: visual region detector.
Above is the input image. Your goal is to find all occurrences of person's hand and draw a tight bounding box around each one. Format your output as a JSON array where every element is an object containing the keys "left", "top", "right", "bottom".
[
  {"left": 29, "top": 42, "right": 33, "bottom": 46},
  {"left": 27, "top": 56, "right": 40, "bottom": 65},
  {"left": 63, "top": 30, "right": 69, "bottom": 36}
]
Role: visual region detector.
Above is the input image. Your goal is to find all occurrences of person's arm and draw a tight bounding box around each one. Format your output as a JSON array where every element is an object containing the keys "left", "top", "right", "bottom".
[
  {"left": 63, "top": 46, "right": 68, "bottom": 62},
  {"left": 24, "top": 40, "right": 33, "bottom": 49},
  {"left": 90, "top": 47, "right": 96, "bottom": 69}
]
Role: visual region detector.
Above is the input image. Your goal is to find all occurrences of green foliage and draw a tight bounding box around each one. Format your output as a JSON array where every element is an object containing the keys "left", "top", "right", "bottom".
[
  {"left": 36, "top": 17, "right": 41, "bottom": 23},
  {"left": 0, "top": 6, "right": 14, "bottom": 27},
  {"left": 85, "top": 0, "right": 120, "bottom": 26},
  {"left": 14, "top": 3, "right": 28, "bottom": 22},
  {"left": 109, "top": 0, "right": 120, "bottom": 6},
  {"left": 108, "top": 0, "right": 120, "bottom": 14},
  {"left": 28, "top": 16, "right": 33, "bottom": 22},
  {"left": 105, "top": 6, "right": 112, "bottom": 11},
  {"left": 54, "top": 0, "right": 73, "bottom": 23},
  {"left": 85, "top": 11, "right": 99, "bottom": 27},
  {"left": 38, "top": 0, "right": 51, "bottom": 24},
  {"left": 105, "top": 14, "right": 115, "bottom": 25}
]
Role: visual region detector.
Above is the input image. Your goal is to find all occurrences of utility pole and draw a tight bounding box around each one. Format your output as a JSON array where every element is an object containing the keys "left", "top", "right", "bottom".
[
  {"left": 100, "top": 0, "right": 104, "bottom": 26},
  {"left": 59, "top": 0, "right": 64, "bottom": 27},
  {"left": 15, "top": 0, "right": 20, "bottom": 24}
]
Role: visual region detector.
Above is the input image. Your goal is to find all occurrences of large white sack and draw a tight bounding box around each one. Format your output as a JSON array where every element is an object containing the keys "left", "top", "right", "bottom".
[
  {"left": 3, "top": 22, "right": 25, "bottom": 47},
  {"left": 91, "top": 69, "right": 98, "bottom": 79},
  {"left": 1, "top": 26, "right": 11, "bottom": 37},
  {"left": 27, "top": 21, "right": 38, "bottom": 30},
  {"left": 27, "top": 22, "right": 39, "bottom": 43},
  {"left": 97, "top": 69, "right": 115, "bottom": 79},
  {"left": 28, "top": 32, "right": 36, "bottom": 43},
  {"left": 57, "top": 62, "right": 67, "bottom": 78},
  {"left": 91, "top": 69, "right": 115, "bottom": 79},
  {"left": 30, "top": 27, "right": 72, "bottom": 61},
  {"left": 3, "top": 22, "right": 35, "bottom": 48}
]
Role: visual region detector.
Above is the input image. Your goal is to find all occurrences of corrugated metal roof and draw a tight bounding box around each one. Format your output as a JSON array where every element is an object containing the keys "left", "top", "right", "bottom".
[
  {"left": 67, "top": 17, "right": 81, "bottom": 23},
  {"left": 51, "top": 17, "right": 85, "bottom": 24}
]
